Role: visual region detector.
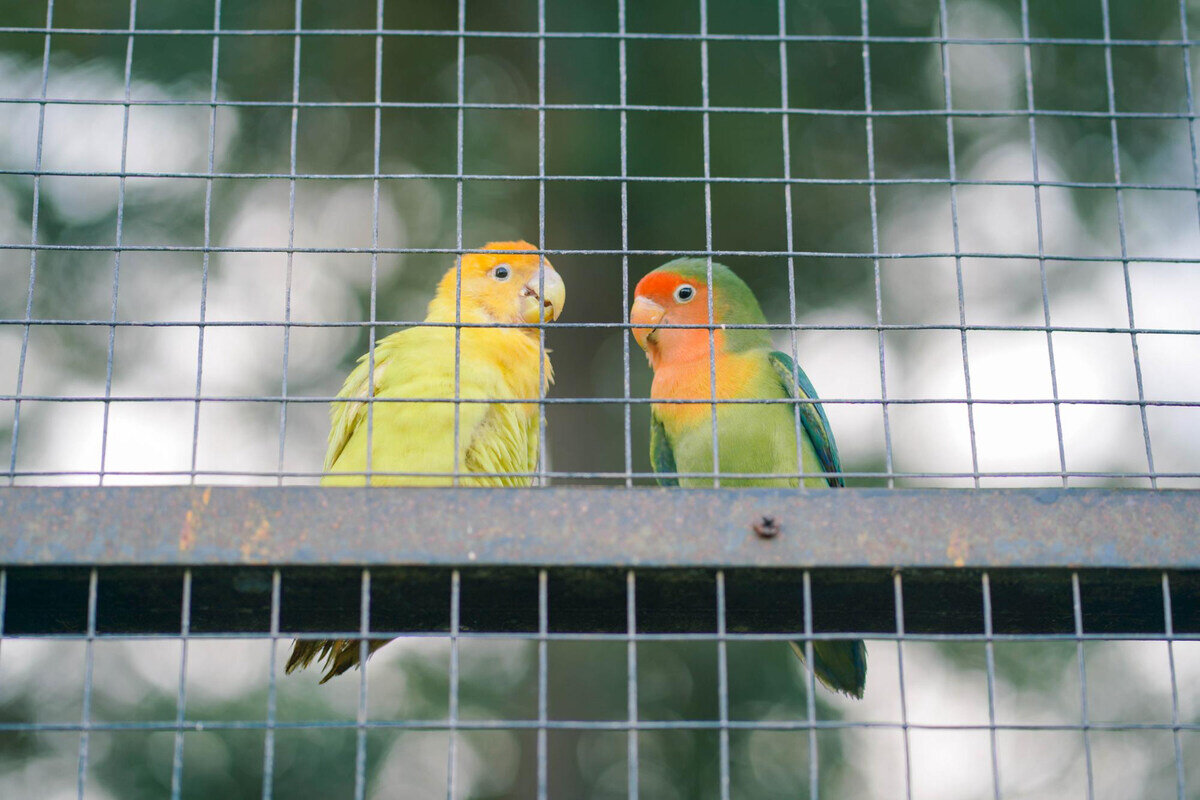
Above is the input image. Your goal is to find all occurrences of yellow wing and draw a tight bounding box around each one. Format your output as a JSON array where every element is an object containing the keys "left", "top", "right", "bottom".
[
  {"left": 322, "top": 344, "right": 388, "bottom": 473},
  {"left": 321, "top": 326, "right": 549, "bottom": 487}
]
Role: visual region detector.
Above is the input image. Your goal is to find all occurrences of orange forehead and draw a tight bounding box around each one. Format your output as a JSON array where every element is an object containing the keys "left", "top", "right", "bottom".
[
  {"left": 635, "top": 271, "right": 707, "bottom": 304},
  {"left": 461, "top": 240, "right": 542, "bottom": 274},
  {"left": 637, "top": 271, "right": 679, "bottom": 298}
]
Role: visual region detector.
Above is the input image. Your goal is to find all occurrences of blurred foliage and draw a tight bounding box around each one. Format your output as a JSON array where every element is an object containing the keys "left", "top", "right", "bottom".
[
  {"left": 1, "top": 0, "right": 1195, "bottom": 481},
  {"left": 1, "top": 0, "right": 1199, "bottom": 796}
]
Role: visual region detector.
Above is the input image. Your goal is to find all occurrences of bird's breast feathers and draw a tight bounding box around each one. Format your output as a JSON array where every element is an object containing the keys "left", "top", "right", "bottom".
[{"left": 650, "top": 349, "right": 781, "bottom": 434}]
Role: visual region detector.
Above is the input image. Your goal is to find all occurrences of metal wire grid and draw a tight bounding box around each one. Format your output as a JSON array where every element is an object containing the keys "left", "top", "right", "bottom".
[
  {"left": 0, "top": 565, "right": 1196, "bottom": 799},
  {"left": 0, "top": 0, "right": 1197, "bottom": 486},
  {"left": 1, "top": 5, "right": 1197, "bottom": 797}
]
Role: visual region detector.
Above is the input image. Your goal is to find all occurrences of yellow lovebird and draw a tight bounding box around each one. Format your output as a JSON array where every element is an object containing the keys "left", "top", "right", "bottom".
[{"left": 286, "top": 240, "right": 565, "bottom": 681}]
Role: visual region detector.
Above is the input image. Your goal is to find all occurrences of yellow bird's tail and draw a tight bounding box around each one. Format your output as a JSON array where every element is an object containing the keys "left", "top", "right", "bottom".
[{"left": 285, "top": 638, "right": 390, "bottom": 683}]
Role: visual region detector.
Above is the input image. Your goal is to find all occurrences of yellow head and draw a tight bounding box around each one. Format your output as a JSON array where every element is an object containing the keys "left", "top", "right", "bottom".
[{"left": 427, "top": 241, "right": 566, "bottom": 329}]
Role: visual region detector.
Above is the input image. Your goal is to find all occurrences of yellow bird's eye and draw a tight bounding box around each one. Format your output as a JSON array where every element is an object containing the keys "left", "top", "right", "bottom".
[
  {"left": 674, "top": 284, "right": 695, "bottom": 303},
  {"left": 492, "top": 264, "right": 511, "bottom": 281}
]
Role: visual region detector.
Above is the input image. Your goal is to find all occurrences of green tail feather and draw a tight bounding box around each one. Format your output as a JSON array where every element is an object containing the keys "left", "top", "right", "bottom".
[{"left": 788, "top": 639, "right": 867, "bottom": 699}]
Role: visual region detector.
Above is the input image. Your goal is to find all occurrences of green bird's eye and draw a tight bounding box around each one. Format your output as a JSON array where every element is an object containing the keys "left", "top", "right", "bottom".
[
  {"left": 674, "top": 284, "right": 695, "bottom": 303},
  {"left": 492, "top": 264, "right": 511, "bottom": 281}
]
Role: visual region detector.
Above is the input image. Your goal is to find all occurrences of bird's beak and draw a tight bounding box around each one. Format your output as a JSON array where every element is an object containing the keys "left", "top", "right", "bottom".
[
  {"left": 630, "top": 296, "right": 665, "bottom": 351},
  {"left": 519, "top": 264, "right": 566, "bottom": 324}
]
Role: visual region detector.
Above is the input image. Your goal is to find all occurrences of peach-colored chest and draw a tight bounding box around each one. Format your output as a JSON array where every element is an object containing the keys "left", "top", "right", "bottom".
[{"left": 651, "top": 350, "right": 765, "bottom": 427}]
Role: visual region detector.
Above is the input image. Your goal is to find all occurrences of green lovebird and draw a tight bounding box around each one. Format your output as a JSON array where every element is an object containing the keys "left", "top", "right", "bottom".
[{"left": 630, "top": 258, "right": 867, "bottom": 699}]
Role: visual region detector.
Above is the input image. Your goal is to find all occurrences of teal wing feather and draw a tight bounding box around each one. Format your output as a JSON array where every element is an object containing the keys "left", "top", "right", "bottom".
[
  {"left": 649, "top": 411, "right": 679, "bottom": 487},
  {"left": 769, "top": 351, "right": 867, "bottom": 696},
  {"left": 767, "top": 351, "right": 843, "bottom": 488},
  {"left": 788, "top": 640, "right": 868, "bottom": 700}
]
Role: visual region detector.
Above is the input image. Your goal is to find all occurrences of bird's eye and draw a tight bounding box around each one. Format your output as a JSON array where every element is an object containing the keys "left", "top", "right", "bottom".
[
  {"left": 492, "top": 264, "right": 511, "bottom": 281},
  {"left": 674, "top": 284, "right": 695, "bottom": 303}
]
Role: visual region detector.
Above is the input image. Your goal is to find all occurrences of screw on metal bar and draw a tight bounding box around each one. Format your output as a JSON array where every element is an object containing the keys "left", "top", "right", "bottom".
[{"left": 752, "top": 515, "right": 780, "bottom": 538}]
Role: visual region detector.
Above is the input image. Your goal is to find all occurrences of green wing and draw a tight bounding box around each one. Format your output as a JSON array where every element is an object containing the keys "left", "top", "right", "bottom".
[
  {"left": 649, "top": 411, "right": 679, "bottom": 487},
  {"left": 767, "top": 351, "right": 843, "bottom": 488}
]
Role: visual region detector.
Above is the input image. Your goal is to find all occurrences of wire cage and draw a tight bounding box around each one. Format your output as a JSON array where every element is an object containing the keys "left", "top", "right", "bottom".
[{"left": 1, "top": 0, "right": 1199, "bottom": 797}]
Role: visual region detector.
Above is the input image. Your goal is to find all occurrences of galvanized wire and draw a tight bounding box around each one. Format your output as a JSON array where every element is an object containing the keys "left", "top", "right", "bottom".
[
  {"left": 892, "top": 572, "right": 914, "bottom": 800},
  {"left": 5, "top": 715, "right": 1197, "bottom": 734},
  {"left": 801, "top": 571, "right": 819, "bottom": 800},
  {"left": 261, "top": 569, "right": 281, "bottom": 800},
  {"left": 936, "top": 0, "right": 980, "bottom": 489},
  {"left": 8, "top": 0, "right": 55, "bottom": 487},
  {"left": 0, "top": 2, "right": 1197, "bottom": 795},
  {"left": 3, "top": 165, "right": 1199, "bottom": 189},
  {"left": 447, "top": 569, "right": 461, "bottom": 800},
  {"left": 0, "top": 566, "right": 1173, "bottom": 793},
  {"left": 275, "top": 0, "right": 303, "bottom": 487},
  {"left": 169, "top": 569, "right": 192, "bottom": 800},
  {"left": 1019, "top": 0, "right": 1068, "bottom": 489},
  {"left": 1072, "top": 572, "right": 1097, "bottom": 800},
  {"left": 75, "top": 569, "right": 98, "bottom": 800},
  {"left": 0, "top": 27, "right": 1196, "bottom": 45},
  {"left": 536, "top": 569, "right": 549, "bottom": 800},
  {"left": 188, "top": 0, "right": 221, "bottom": 486},
  {"left": 4, "top": 242, "right": 1199, "bottom": 260},
  {"left": 1161, "top": 572, "right": 1187, "bottom": 800},
  {"left": 95, "top": 0, "right": 137, "bottom": 487},
  {"left": 860, "top": 0, "right": 895, "bottom": 489},
  {"left": 1098, "top": 0, "right": 1156, "bottom": 489},
  {"left": 625, "top": 570, "right": 639, "bottom": 800},
  {"left": 354, "top": 568, "right": 371, "bottom": 800},
  {"left": 981, "top": 572, "right": 1002, "bottom": 800}
]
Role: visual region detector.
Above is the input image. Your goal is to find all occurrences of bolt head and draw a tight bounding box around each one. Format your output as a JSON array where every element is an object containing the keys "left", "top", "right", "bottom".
[{"left": 752, "top": 515, "right": 780, "bottom": 538}]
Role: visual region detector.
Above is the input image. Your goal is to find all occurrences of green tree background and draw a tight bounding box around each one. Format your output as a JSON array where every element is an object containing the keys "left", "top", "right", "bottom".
[{"left": 0, "top": 0, "right": 1198, "bottom": 796}]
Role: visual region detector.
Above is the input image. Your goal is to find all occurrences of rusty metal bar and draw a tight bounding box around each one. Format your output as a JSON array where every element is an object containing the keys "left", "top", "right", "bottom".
[{"left": 0, "top": 487, "right": 1196, "bottom": 569}]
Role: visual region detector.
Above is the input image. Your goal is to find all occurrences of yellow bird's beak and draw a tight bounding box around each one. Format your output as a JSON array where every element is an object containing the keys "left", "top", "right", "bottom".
[
  {"left": 519, "top": 264, "right": 566, "bottom": 324},
  {"left": 630, "top": 295, "right": 665, "bottom": 350}
]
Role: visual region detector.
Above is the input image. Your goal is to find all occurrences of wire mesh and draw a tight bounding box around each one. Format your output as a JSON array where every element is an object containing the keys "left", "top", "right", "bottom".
[
  {"left": 0, "top": 566, "right": 1198, "bottom": 798},
  {"left": 1, "top": 0, "right": 1199, "bottom": 797},
  {"left": 0, "top": 0, "right": 1195, "bottom": 488}
]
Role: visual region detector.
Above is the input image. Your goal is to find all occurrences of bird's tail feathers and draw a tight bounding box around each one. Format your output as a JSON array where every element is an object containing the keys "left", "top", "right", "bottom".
[
  {"left": 788, "top": 639, "right": 868, "bottom": 699},
  {"left": 285, "top": 638, "right": 390, "bottom": 684}
]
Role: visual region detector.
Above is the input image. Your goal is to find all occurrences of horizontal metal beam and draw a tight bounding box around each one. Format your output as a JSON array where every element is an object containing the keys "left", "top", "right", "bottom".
[{"left": 0, "top": 487, "right": 1196, "bottom": 569}]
